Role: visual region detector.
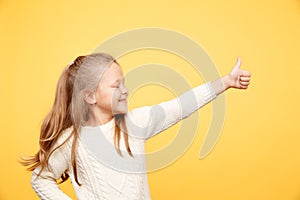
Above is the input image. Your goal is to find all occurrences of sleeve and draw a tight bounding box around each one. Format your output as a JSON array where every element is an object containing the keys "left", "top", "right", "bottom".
[
  {"left": 31, "top": 131, "right": 73, "bottom": 200},
  {"left": 126, "top": 81, "right": 217, "bottom": 140}
]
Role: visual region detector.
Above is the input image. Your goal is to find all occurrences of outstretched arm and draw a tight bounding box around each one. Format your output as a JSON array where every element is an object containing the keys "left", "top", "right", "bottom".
[{"left": 127, "top": 57, "right": 252, "bottom": 140}]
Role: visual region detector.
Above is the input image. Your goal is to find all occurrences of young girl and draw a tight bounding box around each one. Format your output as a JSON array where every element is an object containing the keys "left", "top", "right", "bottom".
[{"left": 22, "top": 52, "right": 251, "bottom": 199}]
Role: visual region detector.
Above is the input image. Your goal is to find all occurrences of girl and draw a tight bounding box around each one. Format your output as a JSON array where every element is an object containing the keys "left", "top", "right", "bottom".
[{"left": 22, "top": 52, "right": 251, "bottom": 199}]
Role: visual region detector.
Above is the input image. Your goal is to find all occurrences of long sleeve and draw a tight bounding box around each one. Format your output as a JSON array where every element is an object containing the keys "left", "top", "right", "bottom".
[
  {"left": 126, "top": 81, "right": 217, "bottom": 140},
  {"left": 31, "top": 130, "right": 73, "bottom": 200}
]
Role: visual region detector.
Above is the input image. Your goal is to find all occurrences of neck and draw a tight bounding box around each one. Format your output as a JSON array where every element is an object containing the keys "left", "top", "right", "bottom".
[{"left": 85, "top": 108, "right": 113, "bottom": 127}]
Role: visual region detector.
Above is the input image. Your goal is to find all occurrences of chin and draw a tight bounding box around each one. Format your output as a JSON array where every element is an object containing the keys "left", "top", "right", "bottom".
[
  {"left": 120, "top": 108, "right": 128, "bottom": 114},
  {"left": 113, "top": 108, "right": 128, "bottom": 115},
  {"left": 115, "top": 111, "right": 127, "bottom": 115}
]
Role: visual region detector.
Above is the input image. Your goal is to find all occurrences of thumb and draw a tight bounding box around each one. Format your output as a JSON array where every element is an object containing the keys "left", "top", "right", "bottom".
[
  {"left": 234, "top": 57, "right": 242, "bottom": 70},
  {"left": 231, "top": 57, "right": 241, "bottom": 76}
]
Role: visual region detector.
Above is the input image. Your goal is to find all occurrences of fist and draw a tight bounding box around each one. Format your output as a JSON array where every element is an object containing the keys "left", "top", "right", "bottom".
[{"left": 229, "top": 57, "right": 252, "bottom": 89}]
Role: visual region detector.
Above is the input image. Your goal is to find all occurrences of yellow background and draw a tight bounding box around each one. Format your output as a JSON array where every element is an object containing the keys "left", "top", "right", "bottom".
[{"left": 1, "top": 0, "right": 300, "bottom": 199}]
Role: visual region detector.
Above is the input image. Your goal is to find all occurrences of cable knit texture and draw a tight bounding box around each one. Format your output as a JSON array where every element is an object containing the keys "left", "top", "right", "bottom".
[{"left": 31, "top": 82, "right": 217, "bottom": 200}]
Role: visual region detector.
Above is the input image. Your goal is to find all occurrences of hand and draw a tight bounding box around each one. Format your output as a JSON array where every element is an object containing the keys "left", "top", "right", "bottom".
[{"left": 228, "top": 57, "right": 252, "bottom": 89}]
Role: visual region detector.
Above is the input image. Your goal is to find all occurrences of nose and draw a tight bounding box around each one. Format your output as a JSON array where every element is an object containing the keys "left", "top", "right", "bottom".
[{"left": 121, "top": 85, "right": 128, "bottom": 95}]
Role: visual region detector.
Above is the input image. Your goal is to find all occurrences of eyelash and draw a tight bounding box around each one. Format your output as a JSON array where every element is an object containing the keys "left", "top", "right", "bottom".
[
  {"left": 112, "top": 81, "right": 124, "bottom": 88},
  {"left": 113, "top": 84, "right": 120, "bottom": 88}
]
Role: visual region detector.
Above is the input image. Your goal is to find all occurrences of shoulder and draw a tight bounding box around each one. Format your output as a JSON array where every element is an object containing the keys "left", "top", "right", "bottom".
[
  {"left": 53, "top": 126, "right": 74, "bottom": 150},
  {"left": 46, "top": 126, "right": 75, "bottom": 164},
  {"left": 125, "top": 106, "right": 152, "bottom": 128}
]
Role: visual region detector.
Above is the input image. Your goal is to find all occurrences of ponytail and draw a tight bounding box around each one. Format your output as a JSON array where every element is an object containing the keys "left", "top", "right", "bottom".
[{"left": 20, "top": 61, "right": 79, "bottom": 184}]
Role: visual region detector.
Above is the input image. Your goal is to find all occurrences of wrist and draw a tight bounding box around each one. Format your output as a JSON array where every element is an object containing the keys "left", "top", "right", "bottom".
[{"left": 222, "top": 75, "right": 232, "bottom": 90}]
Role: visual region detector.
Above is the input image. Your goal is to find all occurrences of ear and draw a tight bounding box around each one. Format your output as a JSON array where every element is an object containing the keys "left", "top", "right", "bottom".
[{"left": 83, "top": 90, "right": 96, "bottom": 105}]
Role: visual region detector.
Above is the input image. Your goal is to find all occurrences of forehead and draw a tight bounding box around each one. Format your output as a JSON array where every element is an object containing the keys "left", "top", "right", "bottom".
[{"left": 101, "top": 62, "right": 124, "bottom": 82}]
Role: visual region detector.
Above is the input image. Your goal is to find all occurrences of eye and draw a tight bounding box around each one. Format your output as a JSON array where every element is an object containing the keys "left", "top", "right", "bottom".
[{"left": 112, "top": 83, "right": 120, "bottom": 88}]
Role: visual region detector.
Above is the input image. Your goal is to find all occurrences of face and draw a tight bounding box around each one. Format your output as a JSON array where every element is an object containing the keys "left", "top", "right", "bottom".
[{"left": 94, "top": 62, "right": 128, "bottom": 116}]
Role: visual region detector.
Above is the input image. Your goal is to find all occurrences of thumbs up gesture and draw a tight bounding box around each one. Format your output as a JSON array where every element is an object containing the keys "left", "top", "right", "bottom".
[{"left": 228, "top": 57, "right": 252, "bottom": 89}]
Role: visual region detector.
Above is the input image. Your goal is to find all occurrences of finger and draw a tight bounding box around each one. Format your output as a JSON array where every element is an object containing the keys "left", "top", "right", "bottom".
[
  {"left": 240, "top": 85, "right": 248, "bottom": 89},
  {"left": 240, "top": 77, "right": 251, "bottom": 81},
  {"left": 240, "top": 81, "right": 250, "bottom": 86},
  {"left": 241, "top": 70, "right": 252, "bottom": 77}
]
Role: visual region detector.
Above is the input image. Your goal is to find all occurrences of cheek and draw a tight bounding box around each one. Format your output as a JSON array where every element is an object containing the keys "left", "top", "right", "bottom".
[
  {"left": 97, "top": 90, "right": 113, "bottom": 106},
  {"left": 111, "top": 89, "right": 122, "bottom": 102},
  {"left": 97, "top": 89, "right": 121, "bottom": 106}
]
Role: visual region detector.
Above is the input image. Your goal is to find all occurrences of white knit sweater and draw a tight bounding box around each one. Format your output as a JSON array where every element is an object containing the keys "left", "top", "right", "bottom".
[{"left": 31, "top": 82, "right": 217, "bottom": 200}]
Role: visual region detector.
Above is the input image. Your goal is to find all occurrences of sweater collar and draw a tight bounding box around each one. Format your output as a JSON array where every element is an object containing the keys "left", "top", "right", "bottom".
[{"left": 81, "top": 117, "right": 115, "bottom": 132}]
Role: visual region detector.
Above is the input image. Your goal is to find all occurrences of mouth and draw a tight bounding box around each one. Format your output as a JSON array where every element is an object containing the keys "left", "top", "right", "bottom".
[{"left": 118, "top": 99, "right": 127, "bottom": 103}]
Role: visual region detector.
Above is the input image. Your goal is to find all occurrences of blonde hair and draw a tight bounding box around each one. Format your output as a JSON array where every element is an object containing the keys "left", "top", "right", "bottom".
[{"left": 21, "top": 52, "right": 132, "bottom": 185}]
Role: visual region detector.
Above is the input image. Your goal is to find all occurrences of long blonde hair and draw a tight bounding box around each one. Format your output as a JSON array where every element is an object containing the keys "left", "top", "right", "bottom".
[{"left": 21, "top": 53, "right": 132, "bottom": 185}]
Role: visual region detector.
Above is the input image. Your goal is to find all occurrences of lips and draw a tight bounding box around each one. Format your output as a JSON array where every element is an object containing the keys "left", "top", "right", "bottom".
[{"left": 118, "top": 98, "right": 127, "bottom": 102}]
